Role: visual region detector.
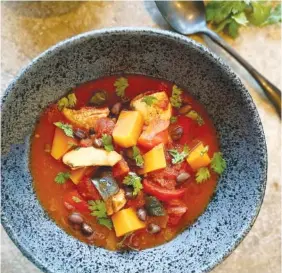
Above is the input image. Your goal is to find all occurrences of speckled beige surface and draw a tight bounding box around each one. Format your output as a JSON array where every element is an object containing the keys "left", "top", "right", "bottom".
[{"left": 1, "top": 2, "right": 281, "bottom": 273}]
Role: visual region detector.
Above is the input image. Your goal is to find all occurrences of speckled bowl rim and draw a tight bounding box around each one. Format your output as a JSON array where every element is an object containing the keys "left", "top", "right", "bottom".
[{"left": 1, "top": 27, "right": 267, "bottom": 273}]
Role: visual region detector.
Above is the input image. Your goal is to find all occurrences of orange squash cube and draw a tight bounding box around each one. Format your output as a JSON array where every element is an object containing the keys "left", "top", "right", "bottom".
[
  {"left": 186, "top": 142, "right": 211, "bottom": 170},
  {"left": 51, "top": 127, "right": 77, "bottom": 160}
]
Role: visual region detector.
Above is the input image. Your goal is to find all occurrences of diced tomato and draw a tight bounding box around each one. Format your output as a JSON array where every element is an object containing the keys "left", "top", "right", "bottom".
[
  {"left": 147, "top": 167, "right": 178, "bottom": 190},
  {"left": 138, "top": 130, "right": 169, "bottom": 150},
  {"left": 79, "top": 138, "right": 93, "bottom": 147},
  {"left": 63, "top": 190, "right": 90, "bottom": 213},
  {"left": 143, "top": 179, "right": 186, "bottom": 202},
  {"left": 166, "top": 199, "right": 187, "bottom": 226},
  {"left": 76, "top": 176, "right": 101, "bottom": 201},
  {"left": 112, "top": 159, "right": 130, "bottom": 178},
  {"left": 126, "top": 191, "right": 145, "bottom": 209},
  {"left": 94, "top": 117, "right": 115, "bottom": 137}
]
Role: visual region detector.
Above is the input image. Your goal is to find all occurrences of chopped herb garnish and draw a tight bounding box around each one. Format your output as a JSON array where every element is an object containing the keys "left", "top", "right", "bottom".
[
  {"left": 57, "top": 93, "right": 77, "bottom": 110},
  {"left": 186, "top": 110, "right": 204, "bottom": 126},
  {"left": 54, "top": 122, "right": 74, "bottom": 138},
  {"left": 170, "top": 116, "right": 178, "bottom": 124},
  {"left": 141, "top": 95, "right": 158, "bottom": 106},
  {"left": 170, "top": 85, "right": 183, "bottom": 108},
  {"left": 54, "top": 172, "right": 70, "bottom": 184},
  {"left": 211, "top": 152, "right": 227, "bottom": 175},
  {"left": 132, "top": 146, "right": 144, "bottom": 167},
  {"left": 72, "top": 196, "right": 81, "bottom": 203},
  {"left": 123, "top": 172, "right": 143, "bottom": 196},
  {"left": 67, "top": 93, "right": 77, "bottom": 108},
  {"left": 114, "top": 77, "right": 129, "bottom": 98},
  {"left": 195, "top": 167, "right": 211, "bottom": 184},
  {"left": 88, "top": 200, "right": 113, "bottom": 230},
  {"left": 168, "top": 145, "right": 189, "bottom": 164},
  {"left": 200, "top": 145, "right": 209, "bottom": 157},
  {"left": 102, "top": 134, "right": 114, "bottom": 152}
]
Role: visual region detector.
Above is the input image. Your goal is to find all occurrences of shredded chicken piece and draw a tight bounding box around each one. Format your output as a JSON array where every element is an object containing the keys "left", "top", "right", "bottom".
[
  {"left": 62, "top": 147, "right": 122, "bottom": 169},
  {"left": 62, "top": 107, "right": 110, "bottom": 129}
]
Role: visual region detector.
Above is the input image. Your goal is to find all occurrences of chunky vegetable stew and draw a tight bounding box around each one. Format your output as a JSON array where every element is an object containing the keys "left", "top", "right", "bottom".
[{"left": 30, "top": 75, "right": 226, "bottom": 251}]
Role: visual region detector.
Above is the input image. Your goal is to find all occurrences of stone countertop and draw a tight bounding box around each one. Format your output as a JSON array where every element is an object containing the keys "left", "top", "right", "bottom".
[{"left": 1, "top": 2, "right": 281, "bottom": 273}]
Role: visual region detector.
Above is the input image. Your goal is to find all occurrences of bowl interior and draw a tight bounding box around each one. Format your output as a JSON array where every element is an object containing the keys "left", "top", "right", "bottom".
[{"left": 1, "top": 28, "right": 267, "bottom": 273}]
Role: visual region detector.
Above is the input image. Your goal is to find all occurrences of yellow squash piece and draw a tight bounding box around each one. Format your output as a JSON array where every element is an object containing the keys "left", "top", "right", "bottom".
[
  {"left": 51, "top": 127, "right": 77, "bottom": 160},
  {"left": 112, "top": 110, "right": 144, "bottom": 148},
  {"left": 112, "top": 208, "right": 146, "bottom": 237},
  {"left": 140, "top": 143, "right": 167, "bottom": 174},
  {"left": 69, "top": 167, "right": 95, "bottom": 185},
  {"left": 186, "top": 142, "right": 211, "bottom": 170}
]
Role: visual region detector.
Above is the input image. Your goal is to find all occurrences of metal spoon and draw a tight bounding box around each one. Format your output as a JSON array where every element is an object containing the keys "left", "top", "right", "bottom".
[{"left": 155, "top": 1, "right": 281, "bottom": 116}]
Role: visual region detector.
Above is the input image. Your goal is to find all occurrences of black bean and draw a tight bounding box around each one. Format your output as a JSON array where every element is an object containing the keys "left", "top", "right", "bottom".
[
  {"left": 124, "top": 148, "right": 133, "bottom": 159},
  {"left": 68, "top": 212, "right": 84, "bottom": 225},
  {"left": 124, "top": 186, "right": 135, "bottom": 200},
  {"left": 147, "top": 223, "right": 161, "bottom": 234},
  {"left": 93, "top": 138, "right": 103, "bottom": 148},
  {"left": 89, "top": 128, "right": 95, "bottom": 135},
  {"left": 74, "top": 129, "right": 87, "bottom": 140},
  {"left": 111, "top": 102, "right": 122, "bottom": 116},
  {"left": 137, "top": 208, "right": 147, "bottom": 221},
  {"left": 81, "top": 223, "right": 94, "bottom": 236},
  {"left": 178, "top": 104, "right": 192, "bottom": 115},
  {"left": 169, "top": 125, "right": 183, "bottom": 141},
  {"left": 176, "top": 172, "right": 190, "bottom": 184}
]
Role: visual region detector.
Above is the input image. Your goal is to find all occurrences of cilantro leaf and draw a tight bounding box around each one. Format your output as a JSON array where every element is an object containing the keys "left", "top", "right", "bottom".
[
  {"left": 54, "top": 122, "right": 74, "bottom": 138},
  {"left": 141, "top": 95, "right": 158, "bottom": 106},
  {"left": 170, "top": 85, "right": 183, "bottom": 108},
  {"left": 247, "top": 2, "right": 271, "bottom": 26},
  {"left": 186, "top": 110, "right": 204, "bottom": 126},
  {"left": 200, "top": 145, "right": 209, "bottom": 157},
  {"left": 114, "top": 77, "right": 129, "bottom": 98},
  {"left": 206, "top": 1, "right": 247, "bottom": 24},
  {"left": 206, "top": 1, "right": 281, "bottom": 38},
  {"left": 232, "top": 12, "right": 248, "bottom": 26},
  {"left": 170, "top": 116, "right": 178, "bottom": 124},
  {"left": 169, "top": 145, "right": 189, "bottom": 164},
  {"left": 72, "top": 196, "right": 81, "bottom": 203},
  {"left": 263, "top": 4, "right": 281, "bottom": 25},
  {"left": 228, "top": 19, "right": 240, "bottom": 38},
  {"left": 98, "top": 218, "right": 113, "bottom": 230},
  {"left": 123, "top": 172, "right": 143, "bottom": 196},
  {"left": 88, "top": 200, "right": 107, "bottom": 218},
  {"left": 57, "top": 97, "right": 69, "bottom": 111},
  {"left": 54, "top": 172, "right": 70, "bottom": 184},
  {"left": 195, "top": 167, "right": 211, "bottom": 184},
  {"left": 67, "top": 93, "right": 77, "bottom": 108},
  {"left": 132, "top": 146, "right": 144, "bottom": 167},
  {"left": 102, "top": 134, "right": 114, "bottom": 152},
  {"left": 211, "top": 152, "right": 227, "bottom": 175},
  {"left": 88, "top": 200, "right": 113, "bottom": 230},
  {"left": 57, "top": 93, "right": 77, "bottom": 110}
]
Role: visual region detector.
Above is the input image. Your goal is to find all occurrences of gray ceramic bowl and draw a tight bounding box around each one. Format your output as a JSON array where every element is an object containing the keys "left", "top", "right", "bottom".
[{"left": 1, "top": 28, "right": 267, "bottom": 273}]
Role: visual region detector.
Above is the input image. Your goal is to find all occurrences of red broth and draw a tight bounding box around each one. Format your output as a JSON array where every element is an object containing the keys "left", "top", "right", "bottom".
[{"left": 30, "top": 75, "right": 220, "bottom": 250}]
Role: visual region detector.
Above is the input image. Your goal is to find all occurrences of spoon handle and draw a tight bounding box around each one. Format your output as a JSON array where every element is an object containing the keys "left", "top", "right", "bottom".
[{"left": 201, "top": 28, "right": 281, "bottom": 117}]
